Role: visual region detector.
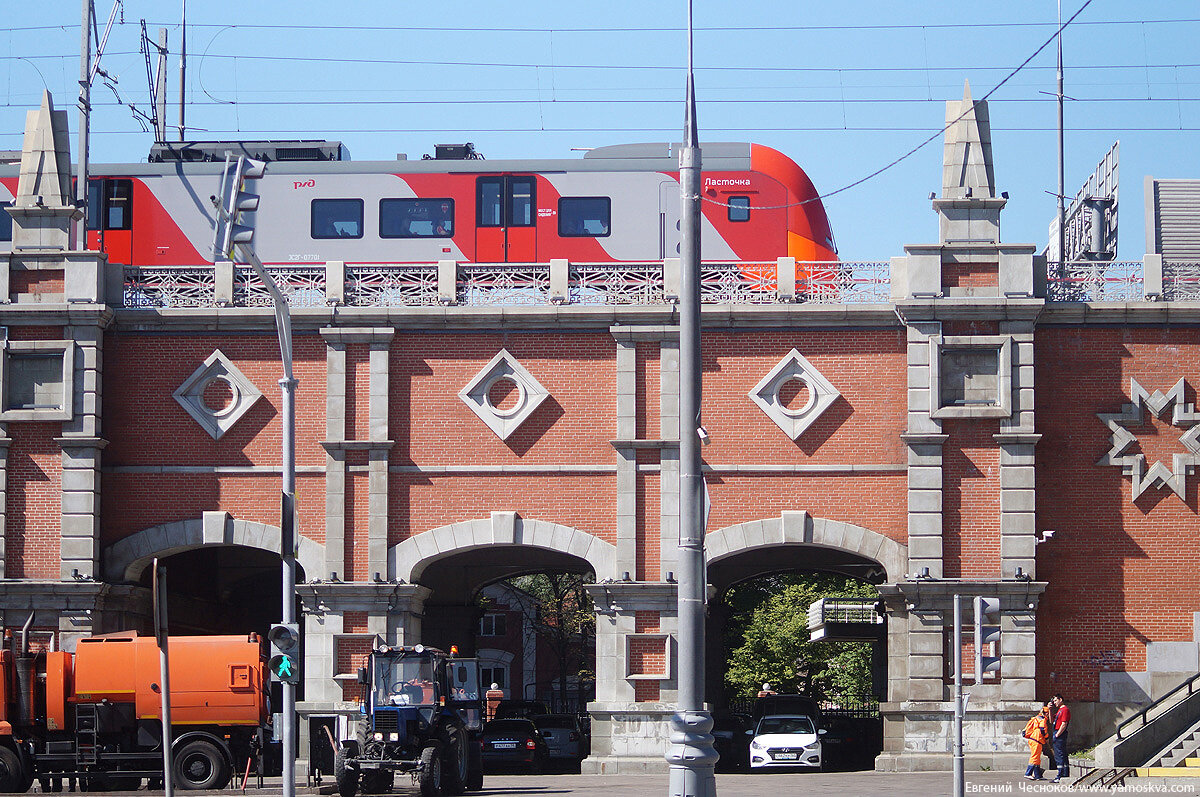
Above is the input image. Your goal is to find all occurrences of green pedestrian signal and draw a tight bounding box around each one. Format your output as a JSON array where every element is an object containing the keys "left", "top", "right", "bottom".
[{"left": 268, "top": 623, "right": 301, "bottom": 684}]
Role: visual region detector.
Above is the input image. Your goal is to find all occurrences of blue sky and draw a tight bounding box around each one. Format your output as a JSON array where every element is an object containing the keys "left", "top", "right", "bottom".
[{"left": 2, "top": 1, "right": 1197, "bottom": 260}]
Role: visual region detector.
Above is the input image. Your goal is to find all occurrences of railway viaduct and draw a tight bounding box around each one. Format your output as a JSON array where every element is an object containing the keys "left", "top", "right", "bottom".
[{"left": 1, "top": 88, "right": 1198, "bottom": 774}]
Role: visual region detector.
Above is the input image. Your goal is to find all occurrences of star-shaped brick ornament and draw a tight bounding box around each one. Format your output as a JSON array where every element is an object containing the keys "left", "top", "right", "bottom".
[{"left": 1097, "top": 378, "right": 1200, "bottom": 500}]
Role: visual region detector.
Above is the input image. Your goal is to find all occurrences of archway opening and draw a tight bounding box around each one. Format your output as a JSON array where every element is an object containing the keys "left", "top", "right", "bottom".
[
  {"left": 135, "top": 545, "right": 301, "bottom": 637},
  {"left": 707, "top": 545, "right": 886, "bottom": 772},
  {"left": 416, "top": 546, "right": 598, "bottom": 719}
]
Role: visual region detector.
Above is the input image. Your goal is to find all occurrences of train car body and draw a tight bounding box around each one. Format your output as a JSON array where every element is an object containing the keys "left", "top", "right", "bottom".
[{"left": 0, "top": 142, "right": 836, "bottom": 268}]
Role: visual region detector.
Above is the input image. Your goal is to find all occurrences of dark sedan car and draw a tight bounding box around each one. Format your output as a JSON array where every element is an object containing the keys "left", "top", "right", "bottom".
[{"left": 481, "top": 718, "right": 550, "bottom": 774}]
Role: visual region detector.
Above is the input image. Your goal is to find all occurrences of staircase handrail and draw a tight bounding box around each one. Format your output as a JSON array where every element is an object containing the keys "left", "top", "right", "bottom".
[{"left": 1116, "top": 669, "right": 1200, "bottom": 740}]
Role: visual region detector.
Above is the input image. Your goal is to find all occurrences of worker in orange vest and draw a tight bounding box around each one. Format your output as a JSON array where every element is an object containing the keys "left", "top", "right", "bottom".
[{"left": 1022, "top": 700, "right": 1053, "bottom": 780}]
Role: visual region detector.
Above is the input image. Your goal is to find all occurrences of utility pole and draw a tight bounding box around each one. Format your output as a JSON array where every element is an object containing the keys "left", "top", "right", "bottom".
[
  {"left": 178, "top": 0, "right": 186, "bottom": 141},
  {"left": 664, "top": 2, "right": 717, "bottom": 796},
  {"left": 75, "top": 0, "right": 92, "bottom": 247},
  {"left": 1056, "top": 0, "right": 1066, "bottom": 273}
]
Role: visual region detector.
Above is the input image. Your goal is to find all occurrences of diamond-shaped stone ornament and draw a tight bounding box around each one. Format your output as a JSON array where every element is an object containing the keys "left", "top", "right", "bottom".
[
  {"left": 748, "top": 349, "right": 841, "bottom": 440},
  {"left": 173, "top": 350, "right": 263, "bottom": 440},
  {"left": 459, "top": 350, "right": 550, "bottom": 440}
]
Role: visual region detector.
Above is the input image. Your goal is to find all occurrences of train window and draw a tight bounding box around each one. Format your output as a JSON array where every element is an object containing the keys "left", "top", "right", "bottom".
[
  {"left": 728, "top": 196, "right": 751, "bottom": 222},
  {"left": 380, "top": 198, "right": 454, "bottom": 238},
  {"left": 559, "top": 197, "right": 611, "bottom": 237},
  {"left": 0, "top": 202, "right": 11, "bottom": 242},
  {"left": 508, "top": 177, "right": 536, "bottom": 227},
  {"left": 477, "top": 178, "right": 503, "bottom": 227},
  {"left": 85, "top": 179, "right": 133, "bottom": 231},
  {"left": 311, "top": 199, "right": 364, "bottom": 239}
]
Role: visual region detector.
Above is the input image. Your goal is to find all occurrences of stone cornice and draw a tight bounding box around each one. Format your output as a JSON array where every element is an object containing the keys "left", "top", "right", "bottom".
[
  {"left": 993, "top": 432, "right": 1042, "bottom": 446},
  {"left": 321, "top": 440, "right": 395, "bottom": 453},
  {"left": 900, "top": 433, "right": 950, "bottom": 447},
  {"left": 0, "top": 305, "right": 114, "bottom": 327},
  {"left": 894, "top": 297, "right": 1045, "bottom": 323},
  {"left": 319, "top": 326, "right": 395, "bottom": 344},
  {"left": 1038, "top": 301, "right": 1200, "bottom": 325},
  {"left": 54, "top": 436, "right": 109, "bottom": 450},
  {"left": 111, "top": 303, "right": 903, "bottom": 332},
  {"left": 610, "top": 439, "right": 678, "bottom": 450}
]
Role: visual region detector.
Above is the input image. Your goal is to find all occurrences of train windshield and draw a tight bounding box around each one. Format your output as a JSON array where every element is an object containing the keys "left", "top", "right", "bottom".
[{"left": 374, "top": 656, "right": 438, "bottom": 707}]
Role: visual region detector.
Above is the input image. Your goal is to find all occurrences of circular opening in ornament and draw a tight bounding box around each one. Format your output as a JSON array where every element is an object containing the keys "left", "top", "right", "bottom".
[
  {"left": 777, "top": 375, "right": 816, "bottom": 417},
  {"left": 200, "top": 376, "right": 239, "bottom": 416},
  {"left": 482, "top": 374, "right": 526, "bottom": 418}
]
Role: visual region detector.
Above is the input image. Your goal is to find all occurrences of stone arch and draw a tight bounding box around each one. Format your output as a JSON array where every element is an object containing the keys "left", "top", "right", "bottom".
[
  {"left": 705, "top": 510, "right": 907, "bottom": 583},
  {"left": 103, "top": 511, "right": 324, "bottom": 583},
  {"left": 390, "top": 512, "right": 617, "bottom": 584}
]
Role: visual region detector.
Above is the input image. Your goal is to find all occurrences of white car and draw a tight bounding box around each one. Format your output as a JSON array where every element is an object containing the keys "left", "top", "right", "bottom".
[{"left": 748, "top": 714, "right": 824, "bottom": 771}]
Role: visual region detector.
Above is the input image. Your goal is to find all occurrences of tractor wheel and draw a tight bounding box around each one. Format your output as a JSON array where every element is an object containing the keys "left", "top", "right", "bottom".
[
  {"left": 333, "top": 747, "right": 359, "bottom": 797},
  {"left": 466, "top": 741, "right": 483, "bottom": 791},
  {"left": 418, "top": 746, "right": 442, "bottom": 797},
  {"left": 441, "top": 733, "right": 468, "bottom": 796},
  {"left": 173, "top": 739, "right": 230, "bottom": 790}
]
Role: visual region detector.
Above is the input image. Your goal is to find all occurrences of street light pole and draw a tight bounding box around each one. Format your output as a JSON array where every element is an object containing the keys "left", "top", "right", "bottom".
[{"left": 665, "top": 2, "right": 717, "bottom": 796}]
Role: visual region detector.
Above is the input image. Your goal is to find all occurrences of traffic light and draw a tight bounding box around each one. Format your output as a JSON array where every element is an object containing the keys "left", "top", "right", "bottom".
[
  {"left": 211, "top": 153, "right": 265, "bottom": 261},
  {"left": 268, "top": 623, "right": 301, "bottom": 684},
  {"left": 973, "top": 596, "right": 1001, "bottom": 682}
]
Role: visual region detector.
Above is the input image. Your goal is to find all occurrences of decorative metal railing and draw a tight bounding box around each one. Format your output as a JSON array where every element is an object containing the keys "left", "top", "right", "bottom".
[
  {"left": 457, "top": 263, "right": 553, "bottom": 306},
  {"left": 570, "top": 262, "right": 667, "bottom": 305},
  {"left": 123, "top": 265, "right": 219, "bottom": 308},
  {"left": 119, "top": 259, "right": 1200, "bottom": 308},
  {"left": 344, "top": 264, "right": 440, "bottom": 306},
  {"left": 234, "top": 265, "right": 327, "bottom": 308},
  {"left": 1045, "top": 260, "right": 1145, "bottom": 302},
  {"left": 121, "top": 260, "right": 893, "bottom": 308},
  {"left": 1162, "top": 261, "right": 1200, "bottom": 302}
]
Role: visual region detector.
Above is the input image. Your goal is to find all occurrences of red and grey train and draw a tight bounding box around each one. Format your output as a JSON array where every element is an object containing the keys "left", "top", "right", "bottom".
[{"left": 0, "top": 141, "right": 836, "bottom": 267}]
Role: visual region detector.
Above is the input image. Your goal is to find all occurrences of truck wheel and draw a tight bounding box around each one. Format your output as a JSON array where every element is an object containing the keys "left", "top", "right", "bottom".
[
  {"left": 0, "top": 747, "right": 27, "bottom": 794},
  {"left": 441, "top": 734, "right": 467, "bottom": 795},
  {"left": 418, "top": 746, "right": 441, "bottom": 797},
  {"left": 173, "top": 739, "right": 230, "bottom": 790},
  {"left": 333, "top": 747, "right": 359, "bottom": 797}
]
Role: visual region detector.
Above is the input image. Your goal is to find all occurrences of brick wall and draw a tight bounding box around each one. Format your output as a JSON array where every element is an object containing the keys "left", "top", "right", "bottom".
[
  {"left": 9, "top": 270, "right": 64, "bottom": 301},
  {"left": 942, "top": 262, "right": 999, "bottom": 289},
  {"left": 5, "top": 424, "right": 62, "bottom": 579},
  {"left": 1036, "top": 326, "right": 1200, "bottom": 699},
  {"left": 942, "top": 420, "right": 1002, "bottom": 579}
]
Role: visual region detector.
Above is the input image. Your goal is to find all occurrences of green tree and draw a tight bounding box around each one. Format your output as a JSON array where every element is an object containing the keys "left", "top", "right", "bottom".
[{"left": 724, "top": 573, "right": 876, "bottom": 702}]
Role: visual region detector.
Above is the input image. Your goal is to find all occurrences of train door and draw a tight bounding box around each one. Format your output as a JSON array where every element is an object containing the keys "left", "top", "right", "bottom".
[
  {"left": 659, "top": 181, "right": 681, "bottom": 259},
  {"left": 475, "top": 175, "right": 537, "bottom": 262},
  {"left": 86, "top": 178, "right": 134, "bottom": 264}
]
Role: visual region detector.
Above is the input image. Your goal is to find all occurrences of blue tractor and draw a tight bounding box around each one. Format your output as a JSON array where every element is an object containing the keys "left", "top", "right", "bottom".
[{"left": 334, "top": 642, "right": 483, "bottom": 797}]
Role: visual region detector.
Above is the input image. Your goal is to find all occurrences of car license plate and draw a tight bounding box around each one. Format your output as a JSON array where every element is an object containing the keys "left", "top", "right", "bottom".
[
  {"left": 773, "top": 752, "right": 798, "bottom": 760},
  {"left": 493, "top": 742, "right": 517, "bottom": 750}
]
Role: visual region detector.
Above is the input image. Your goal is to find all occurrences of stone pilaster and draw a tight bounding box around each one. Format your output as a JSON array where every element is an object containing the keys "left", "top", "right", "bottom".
[
  {"left": 903, "top": 319, "right": 945, "bottom": 579},
  {"left": 58, "top": 325, "right": 105, "bottom": 581},
  {"left": 321, "top": 330, "right": 347, "bottom": 580},
  {"left": 612, "top": 335, "right": 637, "bottom": 576},
  {"left": 996, "top": 322, "right": 1039, "bottom": 580},
  {"left": 583, "top": 582, "right": 678, "bottom": 774},
  {"left": 367, "top": 339, "right": 391, "bottom": 578}
]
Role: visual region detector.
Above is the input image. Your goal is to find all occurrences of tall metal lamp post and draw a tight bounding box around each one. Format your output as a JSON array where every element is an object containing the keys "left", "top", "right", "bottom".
[{"left": 664, "top": 2, "right": 718, "bottom": 795}]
